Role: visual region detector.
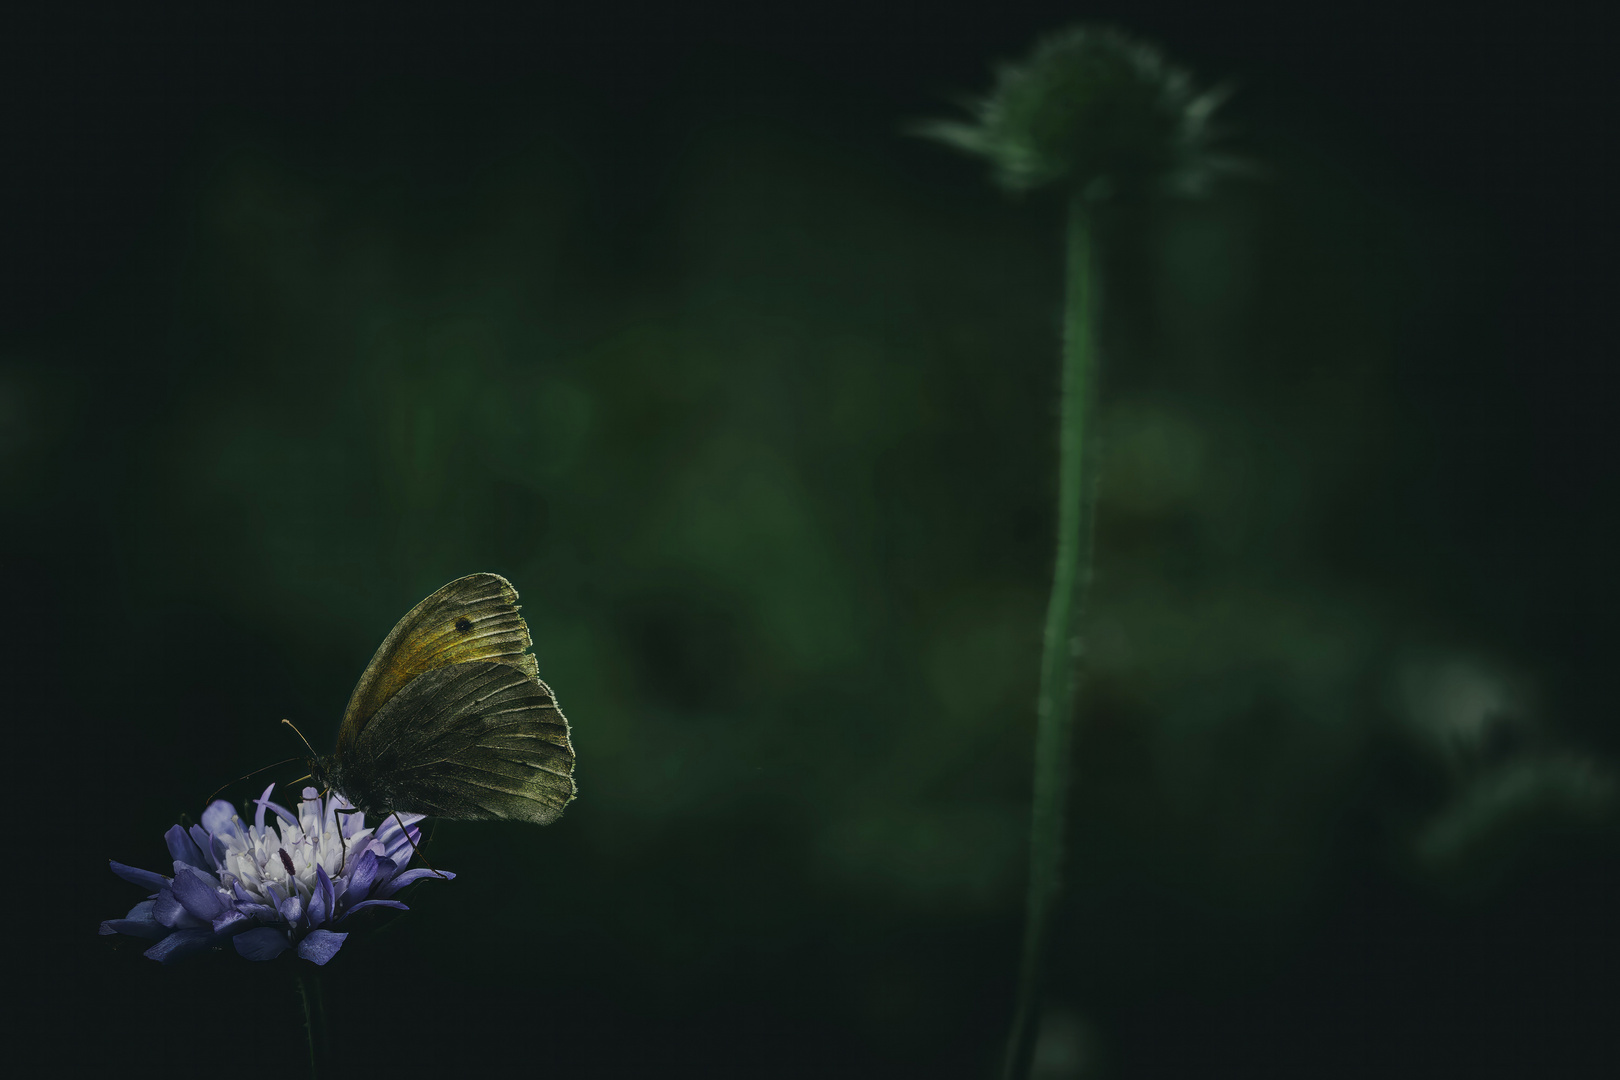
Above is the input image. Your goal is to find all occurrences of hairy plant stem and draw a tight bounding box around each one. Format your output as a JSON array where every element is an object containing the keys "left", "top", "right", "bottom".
[{"left": 1003, "top": 192, "right": 1099, "bottom": 1080}]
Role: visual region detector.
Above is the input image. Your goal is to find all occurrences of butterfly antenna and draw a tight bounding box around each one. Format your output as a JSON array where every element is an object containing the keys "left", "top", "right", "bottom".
[
  {"left": 203, "top": 756, "right": 303, "bottom": 807},
  {"left": 392, "top": 811, "right": 452, "bottom": 880},
  {"left": 281, "top": 718, "right": 319, "bottom": 757}
]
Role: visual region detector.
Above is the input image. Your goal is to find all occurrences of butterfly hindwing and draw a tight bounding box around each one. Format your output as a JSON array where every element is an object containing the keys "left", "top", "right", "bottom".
[
  {"left": 337, "top": 573, "right": 540, "bottom": 757},
  {"left": 346, "top": 660, "right": 576, "bottom": 824}
]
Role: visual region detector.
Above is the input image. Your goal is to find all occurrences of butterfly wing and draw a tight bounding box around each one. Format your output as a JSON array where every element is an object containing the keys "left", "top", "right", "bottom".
[
  {"left": 337, "top": 573, "right": 539, "bottom": 758},
  {"left": 346, "top": 660, "right": 576, "bottom": 823}
]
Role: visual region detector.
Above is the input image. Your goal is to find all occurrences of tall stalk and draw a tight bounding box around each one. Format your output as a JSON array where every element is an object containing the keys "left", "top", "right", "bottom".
[
  {"left": 297, "top": 968, "right": 330, "bottom": 1078},
  {"left": 1002, "top": 193, "right": 1098, "bottom": 1080},
  {"left": 915, "top": 26, "right": 1233, "bottom": 1079}
]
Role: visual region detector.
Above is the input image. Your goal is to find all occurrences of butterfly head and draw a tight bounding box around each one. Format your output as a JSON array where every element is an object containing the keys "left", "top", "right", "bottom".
[
  {"left": 307, "top": 752, "right": 337, "bottom": 796},
  {"left": 283, "top": 718, "right": 367, "bottom": 815},
  {"left": 307, "top": 751, "right": 371, "bottom": 816}
]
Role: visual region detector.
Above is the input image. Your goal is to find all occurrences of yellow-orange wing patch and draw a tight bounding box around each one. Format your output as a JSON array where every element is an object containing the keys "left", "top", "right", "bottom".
[{"left": 335, "top": 573, "right": 540, "bottom": 757}]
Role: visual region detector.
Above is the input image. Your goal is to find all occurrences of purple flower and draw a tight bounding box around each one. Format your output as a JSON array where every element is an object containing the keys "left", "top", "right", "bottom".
[{"left": 100, "top": 783, "right": 453, "bottom": 965}]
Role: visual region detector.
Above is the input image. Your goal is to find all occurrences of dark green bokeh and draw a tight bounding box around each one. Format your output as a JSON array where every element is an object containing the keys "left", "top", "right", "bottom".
[{"left": 8, "top": 6, "right": 1616, "bottom": 1078}]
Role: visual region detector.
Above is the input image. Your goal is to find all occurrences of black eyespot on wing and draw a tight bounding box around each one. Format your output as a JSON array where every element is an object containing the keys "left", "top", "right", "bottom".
[
  {"left": 337, "top": 573, "right": 540, "bottom": 757},
  {"left": 455, "top": 617, "right": 473, "bottom": 633}
]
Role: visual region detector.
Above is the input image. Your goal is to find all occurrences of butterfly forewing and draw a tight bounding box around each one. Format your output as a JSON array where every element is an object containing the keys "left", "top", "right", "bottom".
[
  {"left": 346, "top": 661, "right": 576, "bottom": 824},
  {"left": 337, "top": 573, "right": 540, "bottom": 756}
]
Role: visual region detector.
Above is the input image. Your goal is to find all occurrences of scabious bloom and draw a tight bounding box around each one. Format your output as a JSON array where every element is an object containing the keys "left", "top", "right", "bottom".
[
  {"left": 916, "top": 25, "right": 1236, "bottom": 200},
  {"left": 100, "top": 783, "right": 453, "bottom": 965}
]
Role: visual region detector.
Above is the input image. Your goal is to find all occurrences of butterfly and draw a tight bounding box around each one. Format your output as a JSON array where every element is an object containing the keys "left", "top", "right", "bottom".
[{"left": 305, "top": 573, "right": 576, "bottom": 827}]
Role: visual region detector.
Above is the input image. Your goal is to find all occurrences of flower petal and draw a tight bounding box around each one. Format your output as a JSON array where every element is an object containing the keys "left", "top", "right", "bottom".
[
  {"left": 382, "top": 831, "right": 421, "bottom": 868},
  {"left": 110, "top": 860, "right": 169, "bottom": 892},
  {"left": 376, "top": 812, "right": 421, "bottom": 848},
  {"left": 202, "top": 800, "right": 241, "bottom": 841},
  {"left": 100, "top": 917, "right": 169, "bottom": 939},
  {"left": 311, "top": 864, "right": 336, "bottom": 927},
  {"left": 145, "top": 927, "right": 213, "bottom": 964},
  {"left": 346, "top": 849, "right": 382, "bottom": 899},
  {"left": 233, "top": 926, "right": 291, "bottom": 961},
  {"left": 253, "top": 785, "right": 297, "bottom": 829},
  {"left": 171, "top": 867, "right": 230, "bottom": 921},
  {"left": 278, "top": 894, "right": 303, "bottom": 925},
  {"left": 341, "top": 808, "right": 367, "bottom": 840},
  {"left": 165, "top": 824, "right": 207, "bottom": 869},
  {"left": 339, "top": 899, "right": 409, "bottom": 920},
  {"left": 188, "top": 824, "right": 223, "bottom": 869},
  {"left": 153, "top": 889, "right": 202, "bottom": 929},
  {"left": 376, "top": 867, "right": 455, "bottom": 898},
  {"left": 100, "top": 900, "right": 167, "bottom": 939},
  {"left": 314, "top": 789, "right": 338, "bottom": 835},
  {"left": 296, "top": 929, "right": 347, "bottom": 966},
  {"left": 211, "top": 908, "right": 249, "bottom": 934},
  {"left": 367, "top": 856, "right": 399, "bottom": 893}
]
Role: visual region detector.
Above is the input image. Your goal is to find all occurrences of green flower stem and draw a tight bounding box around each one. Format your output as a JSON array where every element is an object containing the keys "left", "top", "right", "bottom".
[
  {"left": 1003, "top": 191, "right": 1098, "bottom": 1080},
  {"left": 297, "top": 967, "right": 330, "bottom": 1079}
]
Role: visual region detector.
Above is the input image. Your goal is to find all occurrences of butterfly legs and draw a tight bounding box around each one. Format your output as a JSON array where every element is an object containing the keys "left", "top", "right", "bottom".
[
  {"left": 331, "top": 803, "right": 446, "bottom": 880},
  {"left": 391, "top": 811, "right": 451, "bottom": 880},
  {"left": 333, "top": 805, "right": 363, "bottom": 873},
  {"left": 298, "top": 763, "right": 447, "bottom": 880}
]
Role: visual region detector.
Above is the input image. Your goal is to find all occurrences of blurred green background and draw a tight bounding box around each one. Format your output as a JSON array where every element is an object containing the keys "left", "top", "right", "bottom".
[{"left": 8, "top": 3, "right": 1616, "bottom": 1077}]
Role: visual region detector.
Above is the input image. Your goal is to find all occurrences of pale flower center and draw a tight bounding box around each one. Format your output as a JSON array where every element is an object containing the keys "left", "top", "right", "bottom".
[{"left": 215, "top": 799, "right": 376, "bottom": 908}]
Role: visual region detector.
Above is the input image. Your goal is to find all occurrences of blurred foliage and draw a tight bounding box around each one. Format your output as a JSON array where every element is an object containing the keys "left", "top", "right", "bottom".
[{"left": 9, "top": 30, "right": 1615, "bottom": 1079}]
